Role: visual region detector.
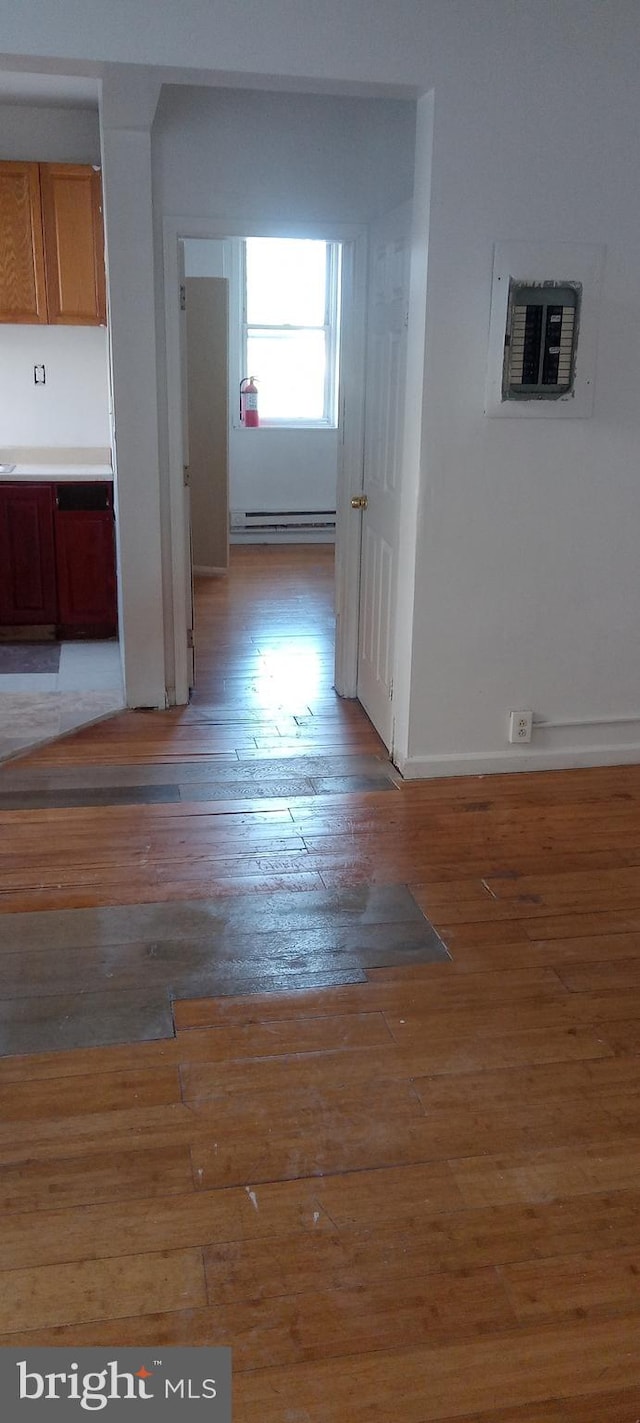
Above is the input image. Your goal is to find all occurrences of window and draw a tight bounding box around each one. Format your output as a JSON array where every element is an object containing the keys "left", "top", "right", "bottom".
[{"left": 242, "top": 237, "right": 341, "bottom": 426}]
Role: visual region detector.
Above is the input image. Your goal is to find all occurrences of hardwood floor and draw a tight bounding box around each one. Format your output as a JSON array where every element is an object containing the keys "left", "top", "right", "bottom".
[{"left": 2, "top": 545, "right": 640, "bottom": 1418}]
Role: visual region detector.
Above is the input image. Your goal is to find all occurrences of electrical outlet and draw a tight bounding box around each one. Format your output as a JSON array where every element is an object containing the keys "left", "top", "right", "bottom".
[
  {"left": 508, "top": 709, "right": 533, "bottom": 743},
  {"left": 34, "top": 364, "right": 46, "bottom": 385}
]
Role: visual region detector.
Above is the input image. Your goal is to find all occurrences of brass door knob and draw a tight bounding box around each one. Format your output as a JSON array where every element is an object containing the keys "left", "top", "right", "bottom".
[{"left": 351, "top": 494, "right": 368, "bottom": 510}]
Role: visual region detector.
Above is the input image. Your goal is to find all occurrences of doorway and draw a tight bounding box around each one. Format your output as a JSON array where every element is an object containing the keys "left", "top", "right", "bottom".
[
  {"left": 168, "top": 223, "right": 367, "bottom": 712},
  {"left": 164, "top": 199, "right": 417, "bottom": 762},
  {"left": 164, "top": 219, "right": 365, "bottom": 711}
]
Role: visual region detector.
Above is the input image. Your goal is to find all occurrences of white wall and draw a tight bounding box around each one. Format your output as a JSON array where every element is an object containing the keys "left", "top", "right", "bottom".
[
  {"left": 230, "top": 429, "right": 338, "bottom": 516},
  {"left": 398, "top": 1, "right": 640, "bottom": 776},
  {"left": 0, "top": 0, "right": 432, "bottom": 89},
  {"left": 153, "top": 85, "right": 416, "bottom": 229},
  {"left": 0, "top": 326, "right": 110, "bottom": 448},
  {"left": 183, "top": 235, "right": 340, "bottom": 520},
  {"left": 182, "top": 240, "right": 225, "bottom": 279},
  {"left": 0, "top": 101, "right": 100, "bottom": 162}
]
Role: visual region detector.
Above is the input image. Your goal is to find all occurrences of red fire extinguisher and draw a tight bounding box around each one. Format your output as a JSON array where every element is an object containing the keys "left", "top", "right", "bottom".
[{"left": 240, "top": 376, "right": 259, "bottom": 427}]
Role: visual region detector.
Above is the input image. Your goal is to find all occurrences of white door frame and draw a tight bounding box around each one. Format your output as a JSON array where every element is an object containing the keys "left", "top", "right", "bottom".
[{"left": 163, "top": 215, "right": 368, "bottom": 707}]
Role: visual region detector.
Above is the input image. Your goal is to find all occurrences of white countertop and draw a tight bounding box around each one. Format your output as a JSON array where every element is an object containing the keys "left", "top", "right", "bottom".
[
  {"left": 0, "top": 448, "right": 113, "bottom": 482},
  {"left": 0, "top": 466, "right": 113, "bottom": 481}
]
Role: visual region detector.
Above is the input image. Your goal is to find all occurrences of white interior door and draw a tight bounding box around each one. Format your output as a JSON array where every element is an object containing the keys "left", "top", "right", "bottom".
[
  {"left": 356, "top": 202, "right": 411, "bottom": 751},
  {"left": 178, "top": 241, "right": 195, "bottom": 689}
]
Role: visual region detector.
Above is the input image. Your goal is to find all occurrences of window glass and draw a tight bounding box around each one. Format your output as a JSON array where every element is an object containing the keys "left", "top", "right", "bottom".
[
  {"left": 246, "top": 239, "right": 327, "bottom": 327},
  {"left": 242, "top": 237, "right": 339, "bottom": 424},
  {"left": 247, "top": 330, "right": 326, "bottom": 421}
]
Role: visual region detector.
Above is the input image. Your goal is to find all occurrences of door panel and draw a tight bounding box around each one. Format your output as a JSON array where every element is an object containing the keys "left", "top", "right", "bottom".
[
  {"left": 185, "top": 277, "right": 229, "bottom": 575},
  {"left": 178, "top": 243, "right": 195, "bottom": 689},
  {"left": 0, "top": 484, "right": 57, "bottom": 624},
  {"left": 0, "top": 163, "right": 47, "bottom": 324},
  {"left": 361, "top": 524, "right": 393, "bottom": 695},
  {"left": 356, "top": 204, "right": 411, "bottom": 750},
  {"left": 55, "top": 510, "right": 117, "bottom": 633},
  {"left": 40, "top": 164, "right": 107, "bottom": 326}
]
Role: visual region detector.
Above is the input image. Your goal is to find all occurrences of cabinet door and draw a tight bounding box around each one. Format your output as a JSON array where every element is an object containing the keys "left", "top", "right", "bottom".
[
  {"left": 40, "top": 165, "right": 107, "bottom": 326},
  {"left": 0, "top": 163, "right": 47, "bottom": 324},
  {"left": 0, "top": 484, "right": 57, "bottom": 624},
  {"left": 55, "top": 508, "right": 117, "bottom": 634}
]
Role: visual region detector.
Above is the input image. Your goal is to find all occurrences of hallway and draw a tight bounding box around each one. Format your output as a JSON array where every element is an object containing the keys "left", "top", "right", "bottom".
[
  {"left": 188, "top": 544, "right": 389, "bottom": 771},
  {"left": 1, "top": 549, "right": 640, "bottom": 1417}
]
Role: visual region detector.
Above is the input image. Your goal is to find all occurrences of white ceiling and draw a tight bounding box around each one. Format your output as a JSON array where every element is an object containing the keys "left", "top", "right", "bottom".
[{"left": 0, "top": 71, "right": 99, "bottom": 108}]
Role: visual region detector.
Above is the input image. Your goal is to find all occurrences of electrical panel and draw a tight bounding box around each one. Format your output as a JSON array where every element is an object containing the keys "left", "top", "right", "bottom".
[
  {"left": 503, "top": 282, "right": 580, "bottom": 400},
  {"left": 485, "top": 242, "right": 604, "bottom": 419}
]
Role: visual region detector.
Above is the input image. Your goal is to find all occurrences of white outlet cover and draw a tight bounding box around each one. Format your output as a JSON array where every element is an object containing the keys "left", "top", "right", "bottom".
[
  {"left": 508, "top": 709, "right": 532, "bottom": 743},
  {"left": 485, "top": 240, "right": 605, "bottom": 418}
]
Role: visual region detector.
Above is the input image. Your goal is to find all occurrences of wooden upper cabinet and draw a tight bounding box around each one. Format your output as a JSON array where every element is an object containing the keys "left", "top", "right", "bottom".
[
  {"left": 40, "top": 164, "right": 107, "bottom": 326},
  {"left": 0, "top": 162, "right": 48, "bottom": 323},
  {"left": 0, "top": 161, "right": 106, "bottom": 326}
]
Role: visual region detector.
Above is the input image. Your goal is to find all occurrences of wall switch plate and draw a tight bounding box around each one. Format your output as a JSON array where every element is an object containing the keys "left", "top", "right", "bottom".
[
  {"left": 34, "top": 364, "right": 46, "bottom": 385},
  {"left": 508, "top": 709, "right": 533, "bottom": 743}
]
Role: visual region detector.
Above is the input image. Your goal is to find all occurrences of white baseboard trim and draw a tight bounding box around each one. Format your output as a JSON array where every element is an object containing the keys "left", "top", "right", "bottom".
[
  {"left": 193, "top": 565, "right": 228, "bottom": 576},
  {"left": 229, "top": 532, "right": 335, "bottom": 545},
  {"left": 398, "top": 740, "right": 640, "bottom": 780}
]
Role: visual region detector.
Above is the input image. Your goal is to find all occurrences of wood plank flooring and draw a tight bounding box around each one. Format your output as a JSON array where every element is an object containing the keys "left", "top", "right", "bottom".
[{"left": 2, "top": 546, "right": 640, "bottom": 1418}]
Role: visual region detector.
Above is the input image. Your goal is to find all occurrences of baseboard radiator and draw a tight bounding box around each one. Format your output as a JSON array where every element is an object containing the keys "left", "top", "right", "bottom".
[{"left": 230, "top": 509, "right": 336, "bottom": 543}]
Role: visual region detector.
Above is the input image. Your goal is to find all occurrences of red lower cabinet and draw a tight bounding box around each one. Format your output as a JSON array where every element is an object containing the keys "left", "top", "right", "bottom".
[
  {"left": 0, "top": 482, "right": 57, "bottom": 624},
  {"left": 0, "top": 480, "right": 117, "bottom": 636},
  {"left": 54, "top": 487, "right": 117, "bottom": 636}
]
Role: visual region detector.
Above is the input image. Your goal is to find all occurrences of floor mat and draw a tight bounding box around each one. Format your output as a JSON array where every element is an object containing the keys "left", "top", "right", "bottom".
[{"left": 0, "top": 642, "right": 60, "bottom": 673}]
